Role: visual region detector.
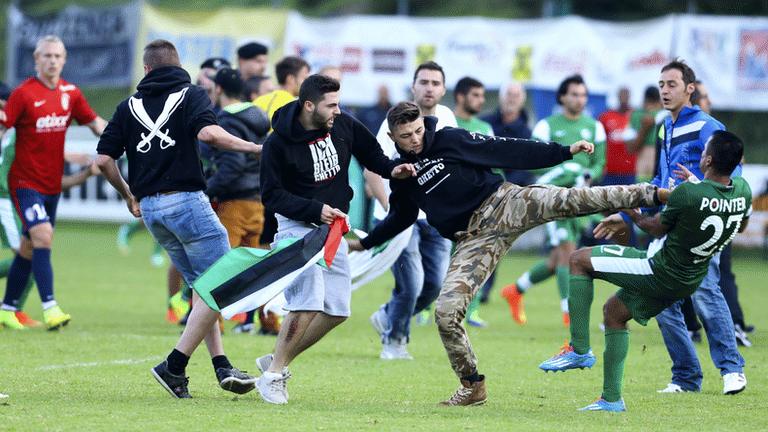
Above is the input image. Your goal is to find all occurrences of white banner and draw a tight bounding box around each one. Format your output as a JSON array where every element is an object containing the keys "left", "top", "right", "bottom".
[
  {"left": 284, "top": 13, "right": 768, "bottom": 110},
  {"left": 284, "top": 14, "right": 675, "bottom": 107},
  {"left": 673, "top": 15, "right": 768, "bottom": 110}
]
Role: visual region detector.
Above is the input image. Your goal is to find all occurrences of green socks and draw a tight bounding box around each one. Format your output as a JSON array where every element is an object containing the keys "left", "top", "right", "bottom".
[
  {"left": 568, "top": 275, "right": 594, "bottom": 354},
  {"left": 516, "top": 260, "right": 553, "bottom": 292},
  {"left": 603, "top": 329, "right": 630, "bottom": 402},
  {"left": 556, "top": 265, "right": 570, "bottom": 301},
  {"left": 2, "top": 258, "right": 35, "bottom": 310}
]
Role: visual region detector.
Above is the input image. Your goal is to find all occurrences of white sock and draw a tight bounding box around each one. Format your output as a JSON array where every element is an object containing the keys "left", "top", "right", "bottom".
[
  {"left": 1, "top": 304, "right": 18, "bottom": 312},
  {"left": 516, "top": 272, "right": 532, "bottom": 292},
  {"left": 42, "top": 300, "right": 58, "bottom": 310},
  {"left": 560, "top": 298, "right": 569, "bottom": 313}
]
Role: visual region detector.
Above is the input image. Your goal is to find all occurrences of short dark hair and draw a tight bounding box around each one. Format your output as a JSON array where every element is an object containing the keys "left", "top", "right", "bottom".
[
  {"left": 556, "top": 74, "right": 586, "bottom": 105},
  {"left": 413, "top": 61, "right": 445, "bottom": 84},
  {"left": 299, "top": 74, "right": 340, "bottom": 105},
  {"left": 454, "top": 76, "right": 484, "bottom": 101},
  {"left": 644, "top": 85, "right": 660, "bottom": 103},
  {"left": 275, "top": 56, "right": 309, "bottom": 86},
  {"left": 214, "top": 67, "right": 243, "bottom": 99},
  {"left": 237, "top": 42, "right": 268, "bottom": 60},
  {"left": 707, "top": 130, "right": 743, "bottom": 176},
  {"left": 143, "top": 39, "right": 181, "bottom": 69},
  {"left": 661, "top": 58, "right": 696, "bottom": 85},
  {"left": 387, "top": 101, "right": 421, "bottom": 131}
]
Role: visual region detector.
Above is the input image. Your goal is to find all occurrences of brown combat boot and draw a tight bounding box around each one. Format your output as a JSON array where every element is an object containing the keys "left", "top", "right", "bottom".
[{"left": 439, "top": 376, "right": 487, "bottom": 406}]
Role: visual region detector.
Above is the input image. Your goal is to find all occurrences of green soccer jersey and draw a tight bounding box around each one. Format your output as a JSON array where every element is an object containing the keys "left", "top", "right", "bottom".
[
  {"left": 456, "top": 116, "right": 494, "bottom": 136},
  {"left": 537, "top": 161, "right": 588, "bottom": 187},
  {"left": 532, "top": 114, "right": 606, "bottom": 183},
  {"left": 629, "top": 109, "right": 662, "bottom": 148},
  {"left": 0, "top": 129, "right": 16, "bottom": 199},
  {"left": 654, "top": 177, "right": 752, "bottom": 293}
]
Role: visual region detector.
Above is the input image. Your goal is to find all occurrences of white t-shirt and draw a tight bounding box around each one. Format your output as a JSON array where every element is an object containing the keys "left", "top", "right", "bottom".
[{"left": 372, "top": 104, "right": 457, "bottom": 220}]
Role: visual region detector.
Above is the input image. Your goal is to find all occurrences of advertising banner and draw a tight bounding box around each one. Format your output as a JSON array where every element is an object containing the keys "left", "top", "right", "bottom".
[{"left": 6, "top": 2, "right": 140, "bottom": 87}]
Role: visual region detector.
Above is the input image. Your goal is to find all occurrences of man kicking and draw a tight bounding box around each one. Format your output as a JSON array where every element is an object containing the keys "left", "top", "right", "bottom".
[
  {"left": 539, "top": 131, "right": 750, "bottom": 412},
  {"left": 348, "top": 101, "right": 668, "bottom": 406}
]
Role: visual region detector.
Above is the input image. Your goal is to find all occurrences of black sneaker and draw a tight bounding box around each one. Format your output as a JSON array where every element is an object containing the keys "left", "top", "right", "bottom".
[
  {"left": 151, "top": 361, "right": 191, "bottom": 399},
  {"left": 216, "top": 367, "right": 257, "bottom": 394}
]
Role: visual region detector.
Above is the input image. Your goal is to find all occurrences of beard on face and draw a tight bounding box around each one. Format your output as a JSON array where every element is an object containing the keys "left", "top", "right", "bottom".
[
  {"left": 311, "top": 108, "right": 334, "bottom": 131},
  {"left": 463, "top": 100, "right": 480, "bottom": 115}
]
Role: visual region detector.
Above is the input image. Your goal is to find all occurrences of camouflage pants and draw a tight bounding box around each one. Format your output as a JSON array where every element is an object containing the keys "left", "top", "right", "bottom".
[{"left": 434, "top": 182, "right": 659, "bottom": 378}]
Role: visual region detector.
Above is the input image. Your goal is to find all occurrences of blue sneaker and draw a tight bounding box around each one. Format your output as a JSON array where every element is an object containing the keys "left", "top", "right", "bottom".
[
  {"left": 579, "top": 397, "right": 626, "bottom": 412},
  {"left": 539, "top": 342, "right": 596, "bottom": 372}
]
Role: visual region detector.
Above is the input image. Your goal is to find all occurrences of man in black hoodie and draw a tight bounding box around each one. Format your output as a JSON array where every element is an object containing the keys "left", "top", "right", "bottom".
[
  {"left": 96, "top": 40, "right": 262, "bottom": 399},
  {"left": 255, "top": 74, "right": 416, "bottom": 405},
  {"left": 348, "top": 101, "right": 669, "bottom": 406}
]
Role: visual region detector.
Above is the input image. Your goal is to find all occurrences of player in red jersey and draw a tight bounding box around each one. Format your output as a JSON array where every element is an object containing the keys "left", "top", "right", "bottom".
[{"left": 0, "top": 35, "right": 106, "bottom": 330}]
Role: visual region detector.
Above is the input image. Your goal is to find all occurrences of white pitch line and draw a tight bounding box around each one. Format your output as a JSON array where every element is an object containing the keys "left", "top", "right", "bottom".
[{"left": 36, "top": 356, "right": 161, "bottom": 371}]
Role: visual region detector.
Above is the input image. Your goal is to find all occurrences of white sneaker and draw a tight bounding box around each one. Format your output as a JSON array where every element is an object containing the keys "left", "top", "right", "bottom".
[
  {"left": 0, "top": 393, "right": 8, "bottom": 401},
  {"left": 380, "top": 340, "right": 413, "bottom": 360},
  {"left": 370, "top": 306, "right": 388, "bottom": 339},
  {"left": 257, "top": 370, "right": 291, "bottom": 404},
  {"left": 255, "top": 353, "right": 274, "bottom": 374},
  {"left": 657, "top": 383, "right": 687, "bottom": 393},
  {"left": 723, "top": 372, "right": 747, "bottom": 395}
]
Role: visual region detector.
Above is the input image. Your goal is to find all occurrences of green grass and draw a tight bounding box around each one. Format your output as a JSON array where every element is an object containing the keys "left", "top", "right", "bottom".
[{"left": 1, "top": 222, "right": 766, "bottom": 431}]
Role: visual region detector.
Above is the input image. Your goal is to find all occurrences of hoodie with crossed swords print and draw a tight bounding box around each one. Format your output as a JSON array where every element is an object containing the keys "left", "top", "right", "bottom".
[{"left": 97, "top": 66, "right": 217, "bottom": 200}]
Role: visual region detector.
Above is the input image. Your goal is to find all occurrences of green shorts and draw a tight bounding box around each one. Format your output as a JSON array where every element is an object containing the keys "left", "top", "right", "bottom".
[
  {"left": 590, "top": 245, "right": 686, "bottom": 326},
  {"left": 0, "top": 197, "right": 22, "bottom": 250}
]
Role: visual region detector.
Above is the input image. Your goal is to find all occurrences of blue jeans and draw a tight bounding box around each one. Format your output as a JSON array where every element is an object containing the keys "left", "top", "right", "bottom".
[
  {"left": 655, "top": 253, "right": 744, "bottom": 391},
  {"left": 383, "top": 219, "right": 451, "bottom": 343},
  {"left": 140, "top": 191, "right": 230, "bottom": 285}
]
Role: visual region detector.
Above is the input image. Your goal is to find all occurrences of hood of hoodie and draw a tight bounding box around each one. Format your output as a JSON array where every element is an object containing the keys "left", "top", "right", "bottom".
[
  {"left": 396, "top": 115, "right": 439, "bottom": 161},
  {"left": 222, "top": 102, "right": 264, "bottom": 131},
  {"left": 136, "top": 66, "right": 191, "bottom": 97},
  {"left": 271, "top": 100, "right": 329, "bottom": 144}
]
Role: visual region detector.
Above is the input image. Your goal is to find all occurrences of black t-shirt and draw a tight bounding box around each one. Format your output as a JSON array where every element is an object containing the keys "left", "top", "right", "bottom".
[{"left": 97, "top": 66, "right": 217, "bottom": 199}]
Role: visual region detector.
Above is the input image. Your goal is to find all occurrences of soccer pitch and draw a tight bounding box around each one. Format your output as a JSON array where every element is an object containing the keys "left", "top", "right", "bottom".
[{"left": 1, "top": 222, "right": 765, "bottom": 431}]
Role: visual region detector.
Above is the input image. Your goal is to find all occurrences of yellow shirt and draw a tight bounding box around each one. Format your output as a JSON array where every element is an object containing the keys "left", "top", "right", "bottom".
[{"left": 254, "top": 89, "right": 296, "bottom": 131}]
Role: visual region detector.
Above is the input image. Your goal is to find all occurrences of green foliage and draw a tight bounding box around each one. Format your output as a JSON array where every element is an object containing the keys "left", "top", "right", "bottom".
[{"left": 1, "top": 222, "right": 766, "bottom": 431}]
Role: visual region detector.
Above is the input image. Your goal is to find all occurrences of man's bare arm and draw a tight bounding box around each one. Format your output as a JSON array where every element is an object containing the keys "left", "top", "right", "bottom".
[
  {"left": 363, "top": 169, "right": 388, "bottom": 210},
  {"left": 86, "top": 117, "right": 108, "bottom": 137},
  {"left": 198, "top": 125, "right": 261, "bottom": 155}
]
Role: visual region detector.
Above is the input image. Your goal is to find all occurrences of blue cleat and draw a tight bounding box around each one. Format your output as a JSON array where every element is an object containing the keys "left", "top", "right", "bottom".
[
  {"left": 579, "top": 397, "right": 626, "bottom": 412},
  {"left": 539, "top": 342, "right": 596, "bottom": 372}
]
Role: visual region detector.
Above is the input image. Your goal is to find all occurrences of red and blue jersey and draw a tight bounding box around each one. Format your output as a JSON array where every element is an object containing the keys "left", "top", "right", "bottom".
[{"left": 1, "top": 77, "right": 97, "bottom": 194}]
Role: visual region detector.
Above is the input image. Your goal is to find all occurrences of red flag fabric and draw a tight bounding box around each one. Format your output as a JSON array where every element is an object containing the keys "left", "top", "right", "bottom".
[{"left": 324, "top": 217, "right": 350, "bottom": 267}]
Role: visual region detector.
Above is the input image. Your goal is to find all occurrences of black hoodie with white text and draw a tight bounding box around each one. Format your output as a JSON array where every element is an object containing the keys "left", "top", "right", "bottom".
[
  {"left": 260, "top": 100, "right": 397, "bottom": 225},
  {"left": 360, "top": 116, "right": 573, "bottom": 247}
]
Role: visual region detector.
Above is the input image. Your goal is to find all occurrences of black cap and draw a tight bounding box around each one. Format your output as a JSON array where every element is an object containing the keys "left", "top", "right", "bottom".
[
  {"left": 200, "top": 57, "right": 231, "bottom": 70},
  {"left": 214, "top": 67, "right": 243, "bottom": 95},
  {"left": 237, "top": 42, "right": 268, "bottom": 60},
  {"left": 0, "top": 81, "right": 11, "bottom": 101}
]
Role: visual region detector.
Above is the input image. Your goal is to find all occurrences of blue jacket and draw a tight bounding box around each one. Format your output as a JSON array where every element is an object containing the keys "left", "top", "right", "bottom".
[{"left": 652, "top": 105, "right": 724, "bottom": 190}]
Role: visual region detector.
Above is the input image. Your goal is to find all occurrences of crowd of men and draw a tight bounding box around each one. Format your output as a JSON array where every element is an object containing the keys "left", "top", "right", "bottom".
[{"left": 0, "top": 34, "right": 755, "bottom": 411}]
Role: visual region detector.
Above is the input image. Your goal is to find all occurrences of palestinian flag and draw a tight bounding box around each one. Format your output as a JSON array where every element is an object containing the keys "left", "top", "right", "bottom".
[
  {"left": 348, "top": 227, "right": 412, "bottom": 290},
  {"left": 263, "top": 226, "right": 414, "bottom": 316},
  {"left": 193, "top": 218, "right": 349, "bottom": 319}
]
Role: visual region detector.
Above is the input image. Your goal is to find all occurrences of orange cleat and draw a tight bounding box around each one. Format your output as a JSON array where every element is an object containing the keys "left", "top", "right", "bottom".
[
  {"left": 500, "top": 284, "right": 527, "bottom": 325},
  {"left": 15, "top": 310, "right": 42, "bottom": 328},
  {"left": 229, "top": 313, "right": 247, "bottom": 324},
  {"left": 562, "top": 311, "right": 571, "bottom": 327}
]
